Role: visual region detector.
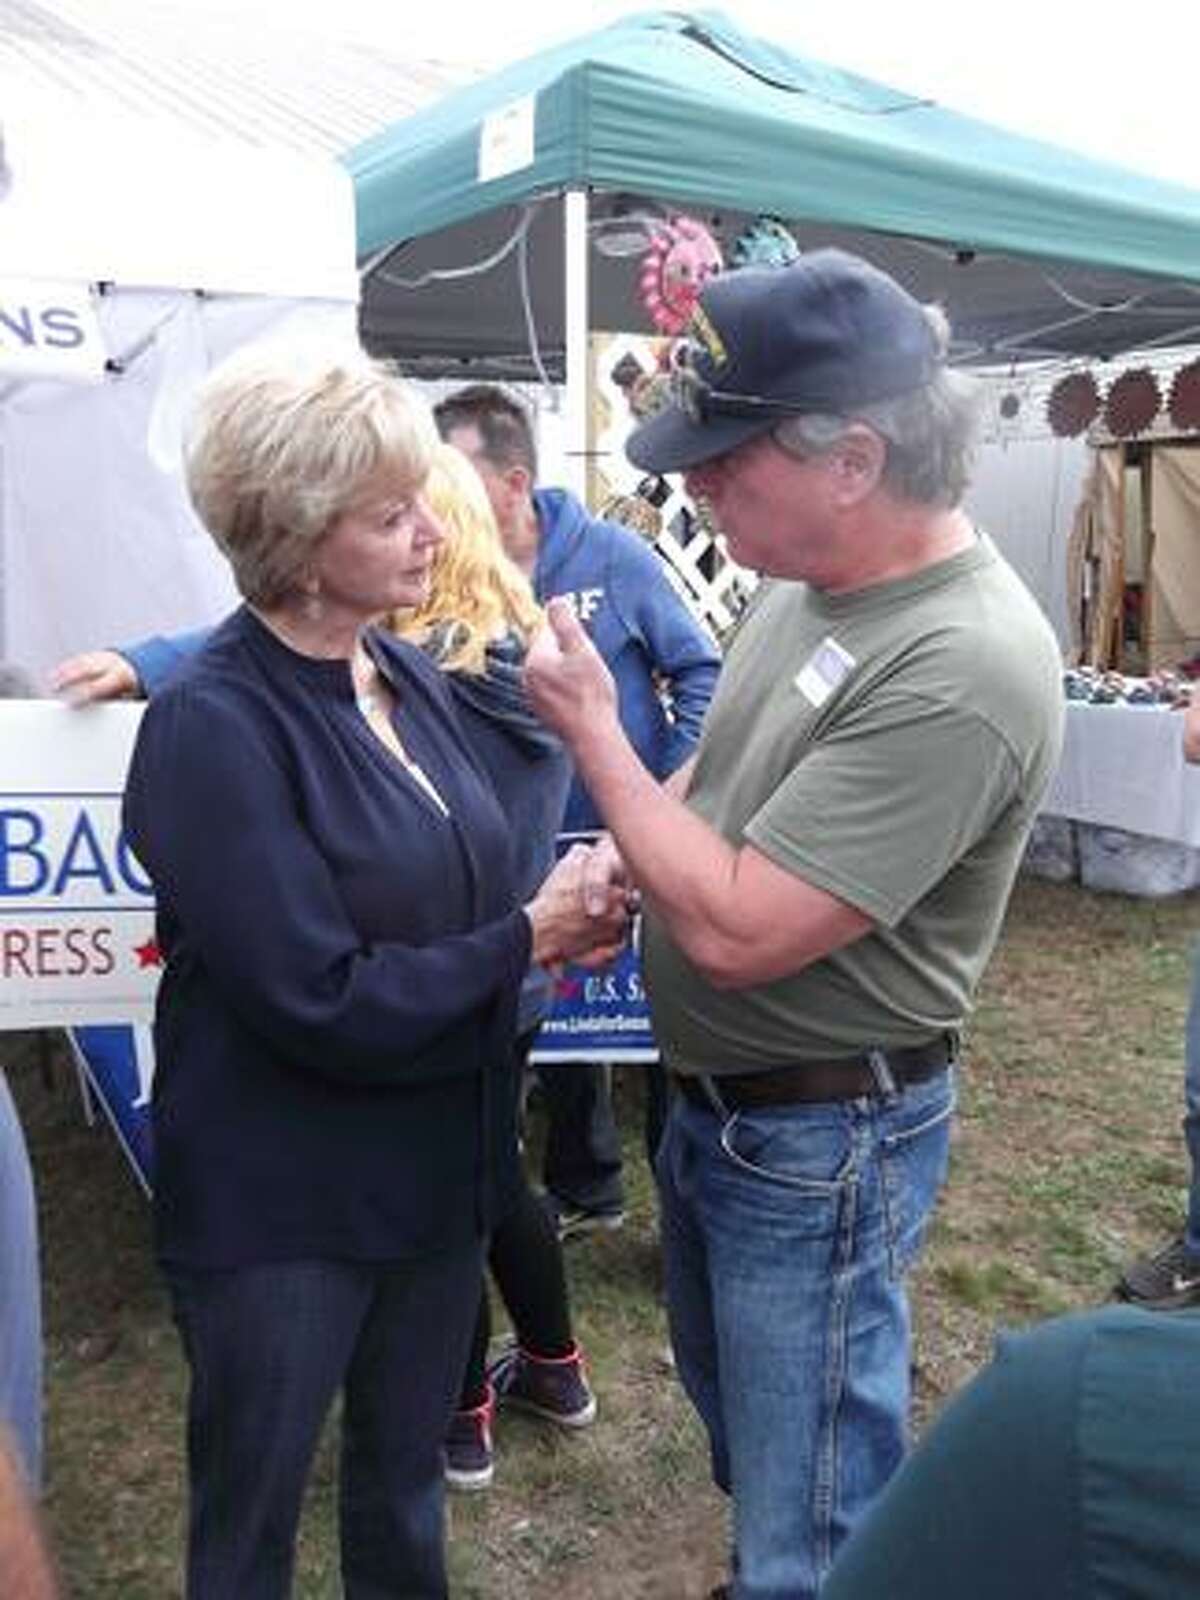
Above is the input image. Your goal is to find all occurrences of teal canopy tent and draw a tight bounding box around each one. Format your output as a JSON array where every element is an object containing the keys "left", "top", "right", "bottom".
[{"left": 344, "top": 9, "right": 1200, "bottom": 486}]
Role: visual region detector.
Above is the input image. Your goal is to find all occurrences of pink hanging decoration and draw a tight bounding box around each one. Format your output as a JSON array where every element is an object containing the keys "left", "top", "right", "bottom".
[{"left": 637, "top": 215, "right": 723, "bottom": 335}]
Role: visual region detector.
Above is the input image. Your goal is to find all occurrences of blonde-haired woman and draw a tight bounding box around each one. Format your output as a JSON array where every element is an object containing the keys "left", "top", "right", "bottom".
[
  {"left": 394, "top": 444, "right": 597, "bottom": 1488},
  {"left": 117, "top": 346, "right": 623, "bottom": 1599},
  {"left": 395, "top": 441, "right": 543, "bottom": 670},
  {"left": 54, "top": 438, "right": 603, "bottom": 1496}
]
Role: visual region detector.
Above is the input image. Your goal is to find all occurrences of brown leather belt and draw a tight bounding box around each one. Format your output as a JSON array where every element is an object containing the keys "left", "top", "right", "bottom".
[{"left": 672, "top": 1033, "right": 956, "bottom": 1112}]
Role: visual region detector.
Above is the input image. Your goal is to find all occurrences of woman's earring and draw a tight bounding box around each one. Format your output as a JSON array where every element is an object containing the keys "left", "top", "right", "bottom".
[{"left": 302, "top": 575, "right": 323, "bottom": 623}]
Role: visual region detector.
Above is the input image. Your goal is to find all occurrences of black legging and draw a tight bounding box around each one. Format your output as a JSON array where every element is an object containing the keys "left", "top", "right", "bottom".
[{"left": 459, "top": 1036, "right": 575, "bottom": 1409}]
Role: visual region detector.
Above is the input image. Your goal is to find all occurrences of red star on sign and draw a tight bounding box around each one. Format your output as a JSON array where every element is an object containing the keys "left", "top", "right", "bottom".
[{"left": 133, "top": 938, "right": 163, "bottom": 969}]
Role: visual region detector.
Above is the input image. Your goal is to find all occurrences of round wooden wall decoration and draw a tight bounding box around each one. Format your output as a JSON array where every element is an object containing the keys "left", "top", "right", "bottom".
[
  {"left": 1103, "top": 368, "right": 1161, "bottom": 437},
  {"left": 1168, "top": 359, "right": 1200, "bottom": 431},
  {"left": 1046, "top": 371, "right": 1100, "bottom": 436}
]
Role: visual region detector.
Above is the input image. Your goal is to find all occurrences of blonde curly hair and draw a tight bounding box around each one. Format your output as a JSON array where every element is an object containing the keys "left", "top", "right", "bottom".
[{"left": 389, "top": 443, "right": 542, "bottom": 675}]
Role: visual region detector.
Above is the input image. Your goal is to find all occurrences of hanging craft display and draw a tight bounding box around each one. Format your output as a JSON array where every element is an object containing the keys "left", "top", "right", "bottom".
[
  {"left": 1103, "top": 368, "right": 1161, "bottom": 438},
  {"left": 1045, "top": 371, "right": 1100, "bottom": 437},
  {"left": 600, "top": 475, "right": 673, "bottom": 543},
  {"left": 609, "top": 347, "right": 673, "bottom": 420},
  {"left": 1168, "top": 359, "right": 1200, "bottom": 431},
  {"left": 730, "top": 215, "right": 801, "bottom": 269},
  {"left": 638, "top": 214, "right": 723, "bottom": 335}
]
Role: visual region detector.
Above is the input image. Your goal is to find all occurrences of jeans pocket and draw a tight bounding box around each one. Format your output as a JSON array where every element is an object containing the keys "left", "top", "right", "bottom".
[{"left": 719, "top": 1104, "right": 858, "bottom": 1193}]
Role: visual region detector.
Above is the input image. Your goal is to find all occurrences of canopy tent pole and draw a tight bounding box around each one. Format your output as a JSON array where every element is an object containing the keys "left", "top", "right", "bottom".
[{"left": 563, "top": 187, "right": 589, "bottom": 505}]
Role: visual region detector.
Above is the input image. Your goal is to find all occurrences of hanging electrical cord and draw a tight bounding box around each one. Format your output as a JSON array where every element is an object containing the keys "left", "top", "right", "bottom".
[
  {"left": 992, "top": 304, "right": 1124, "bottom": 355},
  {"left": 373, "top": 200, "right": 548, "bottom": 291},
  {"left": 516, "top": 207, "right": 553, "bottom": 392},
  {"left": 1115, "top": 320, "right": 1200, "bottom": 354},
  {"left": 1039, "top": 274, "right": 1150, "bottom": 317}
]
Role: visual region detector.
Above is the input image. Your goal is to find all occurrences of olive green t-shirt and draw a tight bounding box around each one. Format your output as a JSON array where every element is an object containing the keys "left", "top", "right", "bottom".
[{"left": 641, "top": 534, "right": 1064, "bottom": 1072}]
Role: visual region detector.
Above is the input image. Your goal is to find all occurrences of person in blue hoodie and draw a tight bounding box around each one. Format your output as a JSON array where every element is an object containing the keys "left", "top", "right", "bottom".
[{"left": 434, "top": 385, "right": 721, "bottom": 1235}]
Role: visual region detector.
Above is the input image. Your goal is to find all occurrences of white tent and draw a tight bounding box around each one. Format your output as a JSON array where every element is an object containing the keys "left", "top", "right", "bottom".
[{"left": 0, "top": 111, "right": 359, "bottom": 679}]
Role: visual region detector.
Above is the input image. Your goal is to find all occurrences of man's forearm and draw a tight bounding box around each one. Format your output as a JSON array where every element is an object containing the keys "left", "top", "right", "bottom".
[
  {"left": 663, "top": 753, "right": 696, "bottom": 800},
  {"left": 527, "top": 601, "right": 865, "bottom": 988},
  {"left": 572, "top": 715, "right": 743, "bottom": 970}
]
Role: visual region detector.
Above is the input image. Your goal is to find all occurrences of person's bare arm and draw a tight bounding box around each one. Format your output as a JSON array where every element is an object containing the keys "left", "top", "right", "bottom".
[{"left": 527, "top": 602, "right": 870, "bottom": 989}]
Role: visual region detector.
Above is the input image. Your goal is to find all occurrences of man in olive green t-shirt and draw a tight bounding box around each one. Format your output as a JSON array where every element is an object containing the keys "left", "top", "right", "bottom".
[{"left": 526, "top": 250, "right": 1063, "bottom": 1600}]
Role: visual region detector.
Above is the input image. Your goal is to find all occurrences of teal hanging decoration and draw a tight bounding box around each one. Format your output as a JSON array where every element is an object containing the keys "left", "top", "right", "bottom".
[{"left": 731, "top": 215, "right": 801, "bottom": 269}]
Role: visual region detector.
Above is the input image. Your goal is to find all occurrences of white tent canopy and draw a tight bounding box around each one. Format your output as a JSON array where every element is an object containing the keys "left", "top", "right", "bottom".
[
  {"left": 0, "top": 115, "right": 358, "bottom": 300},
  {"left": 0, "top": 111, "right": 359, "bottom": 678}
]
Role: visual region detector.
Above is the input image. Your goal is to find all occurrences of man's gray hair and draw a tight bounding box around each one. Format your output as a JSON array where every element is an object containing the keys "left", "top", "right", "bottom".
[{"left": 774, "top": 306, "right": 982, "bottom": 508}]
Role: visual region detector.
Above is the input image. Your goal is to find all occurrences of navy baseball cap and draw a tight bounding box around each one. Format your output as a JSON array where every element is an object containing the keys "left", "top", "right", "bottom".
[{"left": 627, "top": 249, "right": 941, "bottom": 474}]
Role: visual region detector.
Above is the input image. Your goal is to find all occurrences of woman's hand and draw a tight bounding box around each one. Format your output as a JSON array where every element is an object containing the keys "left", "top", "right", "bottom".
[
  {"left": 525, "top": 843, "right": 629, "bottom": 969},
  {"left": 49, "top": 651, "right": 139, "bottom": 704}
]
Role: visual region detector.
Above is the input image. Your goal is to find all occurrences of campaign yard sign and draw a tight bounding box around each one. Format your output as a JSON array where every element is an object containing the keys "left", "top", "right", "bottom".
[
  {"left": 0, "top": 702, "right": 157, "bottom": 1028},
  {"left": 530, "top": 832, "right": 659, "bottom": 1063},
  {"left": 0, "top": 277, "right": 107, "bottom": 382},
  {"left": 530, "top": 937, "right": 658, "bottom": 1062},
  {"left": 69, "top": 1023, "right": 155, "bottom": 1197}
]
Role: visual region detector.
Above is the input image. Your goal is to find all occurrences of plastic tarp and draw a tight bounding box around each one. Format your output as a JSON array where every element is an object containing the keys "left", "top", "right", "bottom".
[
  {"left": 2, "top": 115, "right": 357, "bottom": 301},
  {"left": 0, "top": 112, "right": 359, "bottom": 677},
  {"left": 1148, "top": 447, "right": 1200, "bottom": 671}
]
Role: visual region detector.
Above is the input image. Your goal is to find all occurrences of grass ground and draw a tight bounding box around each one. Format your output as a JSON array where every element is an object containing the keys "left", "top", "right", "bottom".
[{"left": 9, "top": 875, "right": 1198, "bottom": 1597}]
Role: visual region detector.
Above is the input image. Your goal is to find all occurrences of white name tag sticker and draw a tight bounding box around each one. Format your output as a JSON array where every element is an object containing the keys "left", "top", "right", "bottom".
[{"left": 793, "top": 636, "right": 856, "bottom": 708}]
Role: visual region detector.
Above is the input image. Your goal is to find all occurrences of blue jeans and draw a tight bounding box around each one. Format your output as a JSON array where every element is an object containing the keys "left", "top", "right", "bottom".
[
  {"left": 657, "top": 1067, "right": 955, "bottom": 1600},
  {"left": 1183, "top": 943, "right": 1200, "bottom": 1255},
  {"left": 167, "top": 1248, "right": 483, "bottom": 1599},
  {"left": 0, "top": 1070, "right": 41, "bottom": 1489}
]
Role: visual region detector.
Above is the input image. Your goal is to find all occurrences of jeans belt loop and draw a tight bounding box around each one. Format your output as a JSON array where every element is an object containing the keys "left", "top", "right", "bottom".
[
  {"left": 866, "top": 1046, "right": 898, "bottom": 1098},
  {"left": 697, "top": 1074, "right": 729, "bottom": 1118}
]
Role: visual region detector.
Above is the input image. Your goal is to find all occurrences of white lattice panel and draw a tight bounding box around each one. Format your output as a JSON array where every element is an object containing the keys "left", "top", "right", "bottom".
[{"left": 591, "top": 331, "right": 759, "bottom": 644}]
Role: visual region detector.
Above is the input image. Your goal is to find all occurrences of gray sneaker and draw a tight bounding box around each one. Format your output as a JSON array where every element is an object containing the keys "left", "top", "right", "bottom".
[{"left": 1117, "top": 1235, "right": 1200, "bottom": 1310}]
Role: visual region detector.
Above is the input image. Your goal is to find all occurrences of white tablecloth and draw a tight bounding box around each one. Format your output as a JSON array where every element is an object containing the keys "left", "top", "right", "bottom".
[{"left": 1042, "top": 701, "right": 1200, "bottom": 847}]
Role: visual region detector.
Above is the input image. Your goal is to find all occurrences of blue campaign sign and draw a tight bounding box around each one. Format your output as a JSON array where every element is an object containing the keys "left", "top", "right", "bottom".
[
  {"left": 531, "top": 938, "right": 658, "bottom": 1063},
  {"left": 531, "top": 830, "right": 659, "bottom": 1063},
  {"left": 69, "top": 1023, "right": 154, "bottom": 1195}
]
